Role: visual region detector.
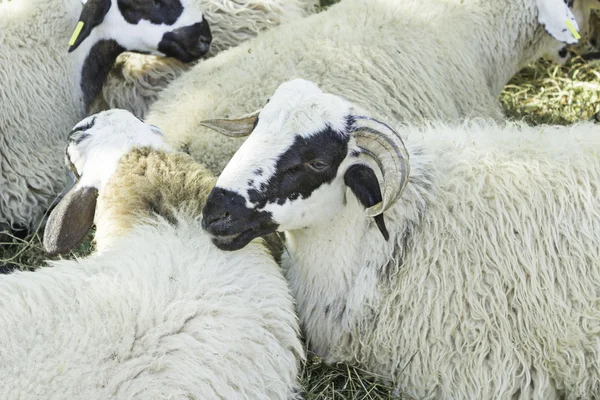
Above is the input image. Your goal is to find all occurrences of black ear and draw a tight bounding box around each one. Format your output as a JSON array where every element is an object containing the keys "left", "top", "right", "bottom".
[
  {"left": 43, "top": 186, "right": 98, "bottom": 255},
  {"left": 68, "top": 0, "right": 112, "bottom": 53},
  {"left": 344, "top": 164, "right": 389, "bottom": 241}
]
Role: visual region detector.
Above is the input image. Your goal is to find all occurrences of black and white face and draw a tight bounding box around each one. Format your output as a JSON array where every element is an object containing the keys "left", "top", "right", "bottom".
[
  {"left": 201, "top": 79, "right": 410, "bottom": 251},
  {"left": 69, "top": 0, "right": 211, "bottom": 62},
  {"left": 539, "top": 0, "right": 600, "bottom": 62}
]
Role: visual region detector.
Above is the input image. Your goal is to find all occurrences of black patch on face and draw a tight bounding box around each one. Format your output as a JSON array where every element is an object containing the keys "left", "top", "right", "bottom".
[
  {"left": 158, "top": 19, "right": 212, "bottom": 63},
  {"left": 81, "top": 40, "right": 125, "bottom": 112},
  {"left": 69, "top": 117, "right": 96, "bottom": 144},
  {"left": 201, "top": 188, "right": 278, "bottom": 251},
  {"left": 247, "top": 127, "right": 349, "bottom": 209},
  {"left": 117, "top": 0, "right": 183, "bottom": 25}
]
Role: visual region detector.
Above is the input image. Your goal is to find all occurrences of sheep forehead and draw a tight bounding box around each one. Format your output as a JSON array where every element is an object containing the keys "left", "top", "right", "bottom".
[
  {"left": 67, "top": 109, "right": 168, "bottom": 188},
  {"left": 217, "top": 80, "right": 352, "bottom": 200}
]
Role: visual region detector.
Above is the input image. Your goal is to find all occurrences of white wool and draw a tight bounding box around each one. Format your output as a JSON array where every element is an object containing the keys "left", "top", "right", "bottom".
[
  {"left": 0, "top": 217, "right": 302, "bottom": 399},
  {"left": 144, "top": 0, "right": 600, "bottom": 176},
  {"left": 0, "top": 109, "right": 303, "bottom": 398},
  {"left": 210, "top": 80, "right": 600, "bottom": 399}
]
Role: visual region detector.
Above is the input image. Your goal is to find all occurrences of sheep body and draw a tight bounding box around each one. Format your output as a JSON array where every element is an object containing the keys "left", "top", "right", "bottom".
[
  {"left": 0, "top": 114, "right": 303, "bottom": 398},
  {"left": 201, "top": 80, "right": 600, "bottom": 399},
  {"left": 282, "top": 119, "right": 600, "bottom": 399},
  {"left": 1, "top": 217, "right": 301, "bottom": 399},
  {"left": 145, "top": 0, "right": 598, "bottom": 175}
]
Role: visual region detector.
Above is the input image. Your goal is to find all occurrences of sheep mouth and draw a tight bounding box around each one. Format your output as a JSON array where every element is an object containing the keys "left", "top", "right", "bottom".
[{"left": 209, "top": 225, "right": 276, "bottom": 251}]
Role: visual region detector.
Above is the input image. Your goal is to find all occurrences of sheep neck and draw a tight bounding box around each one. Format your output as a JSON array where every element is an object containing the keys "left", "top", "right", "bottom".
[
  {"left": 474, "top": 3, "right": 549, "bottom": 95},
  {"left": 78, "top": 40, "right": 126, "bottom": 113},
  {"left": 281, "top": 194, "right": 393, "bottom": 355}
]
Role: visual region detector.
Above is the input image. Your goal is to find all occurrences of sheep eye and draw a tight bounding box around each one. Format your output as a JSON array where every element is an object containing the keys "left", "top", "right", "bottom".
[{"left": 306, "top": 159, "right": 329, "bottom": 172}]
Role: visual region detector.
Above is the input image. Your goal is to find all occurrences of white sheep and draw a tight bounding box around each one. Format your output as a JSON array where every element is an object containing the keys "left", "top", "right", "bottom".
[
  {"left": 200, "top": 79, "right": 600, "bottom": 399},
  {"left": 90, "top": 0, "right": 319, "bottom": 117},
  {"left": 0, "top": 109, "right": 303, "bottom": 399},
  {"left": 0, "top": 0, "right": 213, "bottom": 237},
  {"left": 144, "top": 0, "right": 600, "bottom": 176}
]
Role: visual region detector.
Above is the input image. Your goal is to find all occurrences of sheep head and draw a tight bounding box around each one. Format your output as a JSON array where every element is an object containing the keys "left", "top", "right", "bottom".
[
  {"left": 68, "top": 0, "right": 212, "bottom": 62},
  {"left": 43, "top": 110, "right": 170, "bottom": 255},
  {"left": 200, "top": 79, "right": 410, "bottom": 251}
]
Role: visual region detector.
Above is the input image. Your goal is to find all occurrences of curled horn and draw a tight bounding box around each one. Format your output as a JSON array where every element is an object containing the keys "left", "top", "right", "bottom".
[
  {"left": 199, "top": 110, "right": 261, "bottom": 137},
  {"left": 352, "top": 116, "right": 410, "bottom": 217}
]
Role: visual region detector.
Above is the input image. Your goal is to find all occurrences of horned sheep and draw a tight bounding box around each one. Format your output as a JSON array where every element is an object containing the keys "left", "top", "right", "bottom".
[
  {"left": 144, "top": 0, "right": 600, "bottom": 176},
  {"left": 201, "top": 79, "right": 600, "bottom": 399},
  {"left": 0, "top": 109, "right": 303, "bottom": 399}
]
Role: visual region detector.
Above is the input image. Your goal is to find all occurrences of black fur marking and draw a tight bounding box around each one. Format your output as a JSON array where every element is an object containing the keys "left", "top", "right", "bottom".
[
  {"left": 81, "top": 40, "right": 125, "bottom": 112},
  {"left": 344, "top": 164, "right": 389, "bottom": 240},
  {"left": 202, "top": 188, "right": 278, "bottom": 251},
  {"left": 558, "top": 47, "right": 568, "bottom": 58},
  {"left": 158, "top": 20, "right": 212, "bottom": 63},
  {"left": 254, "top": 168, "right": 263, "bottom": 176},
  {"left": 68, "top": 0, "right": 112, "bottom": 52},
  {"left": 117, "top": 0, "right": 183, "bottom": 25},
  {"left": 324, "top": 304, "right": 330, "bottom": 316},
  {"left": 247, "top": 127, "right": 348, "bottom": 208}
]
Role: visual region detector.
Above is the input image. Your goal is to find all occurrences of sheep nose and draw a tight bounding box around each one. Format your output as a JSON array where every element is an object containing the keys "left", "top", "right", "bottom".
[
  {"left": 203, "top": 211, "right": 232, "bottom": 231},
  {"left": 201, "top": 187, "right": 243, "bottom": 235}
]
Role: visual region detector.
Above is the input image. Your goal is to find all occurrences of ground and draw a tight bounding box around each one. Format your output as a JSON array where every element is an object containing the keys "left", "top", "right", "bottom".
[{"left": 1, "top": 0, "right": 599, "bottom": 398}]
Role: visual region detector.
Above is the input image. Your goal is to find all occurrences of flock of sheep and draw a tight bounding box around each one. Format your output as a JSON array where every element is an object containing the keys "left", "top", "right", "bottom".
[{"left": 1, "top": 0, "right": 600, "bottom": 398}]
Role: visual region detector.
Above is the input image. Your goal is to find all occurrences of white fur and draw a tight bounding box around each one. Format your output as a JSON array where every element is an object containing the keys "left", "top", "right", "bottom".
[
  {"left": 145, "top": 0, "right": 600, "bottom": 176},
  {"left": 0, "top": 109, "right": 303, "bottom": 399},
  {"left": 212, "top": 80, "right": 600, "bottom": 399}
]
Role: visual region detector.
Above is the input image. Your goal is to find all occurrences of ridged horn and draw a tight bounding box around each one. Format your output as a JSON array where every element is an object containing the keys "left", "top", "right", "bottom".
[
  {"left": 352, "top": 116, "right": 410, "bottom": 217},
  {"left": 199, "top": 110, "right": 261, "bottom": 137}
]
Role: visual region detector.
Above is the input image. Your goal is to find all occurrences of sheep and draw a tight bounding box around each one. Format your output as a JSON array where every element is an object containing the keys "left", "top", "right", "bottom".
[
  {"left": 0, "top": 109, "right": 303, "bottom": 399},
  {"left": 144, "top": 0, "right": 600, "bottom": 177},
  {"left": 200, "top": 78, "right": 600, "bottom": 399},
  {"left": 0, "top": 0, "right": 215, "bottom": 239},
  {"left": 89, "top": 0, "right": 319, "bottom": 117}
]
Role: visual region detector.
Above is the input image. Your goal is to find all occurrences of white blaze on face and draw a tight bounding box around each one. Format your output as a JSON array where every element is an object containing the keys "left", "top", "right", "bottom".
[{"left": 67, "top": 109, "right": 171, "bottom": 191}]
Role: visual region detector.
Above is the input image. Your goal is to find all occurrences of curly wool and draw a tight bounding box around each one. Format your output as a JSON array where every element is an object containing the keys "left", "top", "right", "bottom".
[
  {"left": 284, "top": 119, "right": 600, "bottom": 399},
  {"left": 144, "top": 0, "right": 595, "bottom": 176},
  {"left": 92, "top": 0, "right": 318, "bottom": 117},
  {"left": 0, "top": 0, "right": 83, "bottom": 233},
  {"left": 0, "top": 147, "right": 303, "bottom": 399}
]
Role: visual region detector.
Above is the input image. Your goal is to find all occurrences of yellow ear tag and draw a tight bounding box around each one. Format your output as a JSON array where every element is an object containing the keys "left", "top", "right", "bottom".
[
  {"left": 68, "top": 21, "right": 85, "bottom": 46},
  {"left": 565, "top": 19, "right": 581, "bottom": 40}
]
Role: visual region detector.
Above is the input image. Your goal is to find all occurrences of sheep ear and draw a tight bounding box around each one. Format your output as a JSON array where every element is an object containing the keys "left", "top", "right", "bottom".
[
  {"left": 43, "top": 186, "right": 98, "bottom": 255},
  {"left": 344, "top": 164, "right": 389, "bottom": 241},
  {"left": 68, "top": 0, "right": 112, "bottom": 53},
  {"left": 199, "top": 110, "right": 261, "bottom": 138},
  {"left": 536, "top": 0, "right": 580, "bottom": 44}
]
